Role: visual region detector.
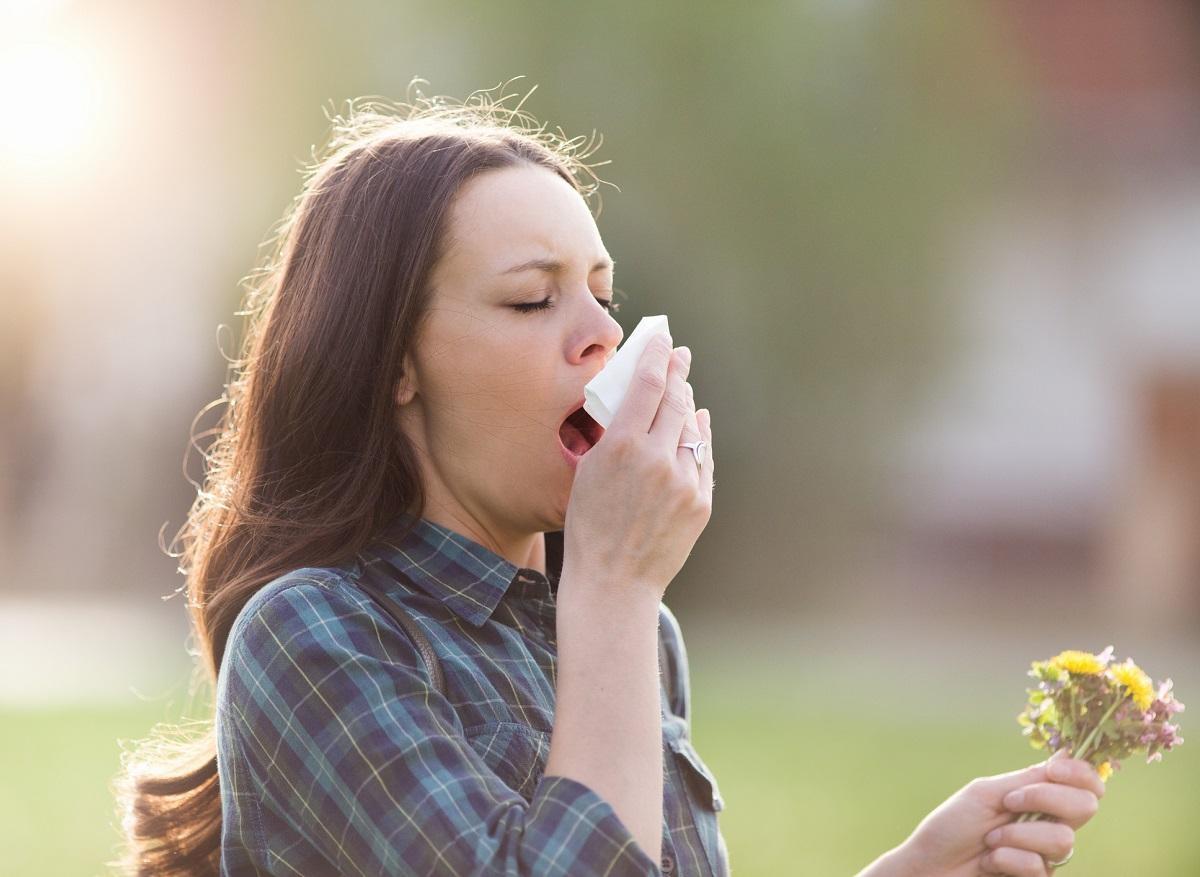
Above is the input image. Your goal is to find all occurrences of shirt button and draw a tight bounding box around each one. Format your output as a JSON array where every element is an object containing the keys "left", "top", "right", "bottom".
[{"left": 660, "top": 853, "right": 675, "bottom": 873}]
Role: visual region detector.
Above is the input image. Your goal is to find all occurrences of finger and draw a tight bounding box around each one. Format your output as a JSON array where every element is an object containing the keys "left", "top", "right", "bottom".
[
  {"left": 980, "top": 846, "right": 1049, "bottom": 877},
  {"left": 985, "top": 820, "right": 1074, "bottom": 867},
  {"left": 675, "top": 380, "right": 703, "bottom": 482},
  {"left": 608, "top": 332, "right": 673, "bottom": 436},
  {"left": 1002, "top": 783, "right": 1099, "bottom": 829},
  {"left": 649, "top": 346, "right": 692, "bottom": 450},
  {"left": 1046, "top": 755, "right": 1107, "bottom": 799},
  {"left": 976, "top": 749, "right": 1065, "bottom": 799},
  {"left": 697, "top": 407, "right": 714, "bottom": 497}
]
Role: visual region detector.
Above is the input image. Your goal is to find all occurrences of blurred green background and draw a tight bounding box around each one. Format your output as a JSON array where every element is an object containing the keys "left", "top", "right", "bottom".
[{"left": 2, "top": 0, "right": 1199, "bottom": 874}]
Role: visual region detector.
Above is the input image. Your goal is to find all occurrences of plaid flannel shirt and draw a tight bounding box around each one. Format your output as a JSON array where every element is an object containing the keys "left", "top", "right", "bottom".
[{"left": 216, "top": 513, "right": 730, "bottom": 876}]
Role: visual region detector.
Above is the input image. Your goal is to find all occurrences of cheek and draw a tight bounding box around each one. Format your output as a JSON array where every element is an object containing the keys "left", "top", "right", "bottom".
[
  {"left": 417, "top": 326, "right": 501, "bottom": 401},
  {"left": 417, "top": 318, "right": 559, "bottom": 434}
]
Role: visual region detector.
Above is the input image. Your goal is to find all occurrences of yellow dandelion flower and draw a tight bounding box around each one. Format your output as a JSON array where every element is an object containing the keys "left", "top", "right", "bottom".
[
  {"left": 1051, "top": 649, "right": 1105, "bottom": 676},
  {"left": 1111, "top": 659, "right": 1154, "bottom": 710},
  {"left": 1097, "top": 761, "right": 1113, "bottom": 783}
]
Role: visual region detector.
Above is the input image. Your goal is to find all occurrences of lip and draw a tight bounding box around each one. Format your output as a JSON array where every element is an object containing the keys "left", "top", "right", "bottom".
[
  {"left": 559, "top": 438, "right": 583, "bottom": 469},
  {"left": 561, "top": 396, "right": 587, "bottom": 426}
]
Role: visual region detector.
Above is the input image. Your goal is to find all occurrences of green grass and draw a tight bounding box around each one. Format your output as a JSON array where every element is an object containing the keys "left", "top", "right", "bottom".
[
  {"left": 3, "top": 660, "right": 1197, "bottom": 875},
  {"left": 692, "top": 657, "right": 1200, "bottom": 876},
  {"left": 1, "top": 699, "right": 194, "bottom": 877}
]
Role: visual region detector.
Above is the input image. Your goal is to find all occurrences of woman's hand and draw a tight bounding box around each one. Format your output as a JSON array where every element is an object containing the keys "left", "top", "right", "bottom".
[
  {"left": 562, "top": 335, "right": 714, "bottom": 601},
  {"left": 860, "top": 750, "right": 1105, "bottom": 877}
]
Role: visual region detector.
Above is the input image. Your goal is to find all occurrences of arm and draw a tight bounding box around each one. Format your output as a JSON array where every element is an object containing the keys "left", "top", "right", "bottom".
[
  {"left": 853, "top": 752, "right": 1104, "bottom": 877},
  {"left": 544, "top": 566, "right": 665, "bottom": 864},
  {"left": 854, "top": 845, "right": 920, "bottom": 877},
  {"left": 220, "top": 579, "right": 661, "bottom": 876}
]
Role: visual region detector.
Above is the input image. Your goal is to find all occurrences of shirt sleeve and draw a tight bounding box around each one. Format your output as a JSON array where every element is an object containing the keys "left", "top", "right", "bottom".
[
  {"left": 219, "top": 576, "right": 662, "bottom": 877},
  {"left": 657, "top": 601, "right": 692, "bottom": 727}
]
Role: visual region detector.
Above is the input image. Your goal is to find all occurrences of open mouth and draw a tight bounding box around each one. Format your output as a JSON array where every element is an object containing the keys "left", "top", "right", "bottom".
[{"left": 558, "top": 404, "right": 605, "bottom": 457}]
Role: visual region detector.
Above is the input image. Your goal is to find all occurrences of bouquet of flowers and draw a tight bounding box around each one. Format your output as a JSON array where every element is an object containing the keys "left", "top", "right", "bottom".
[{"left": 1015, "top": 646, "right": 1185, "bottom": 823}]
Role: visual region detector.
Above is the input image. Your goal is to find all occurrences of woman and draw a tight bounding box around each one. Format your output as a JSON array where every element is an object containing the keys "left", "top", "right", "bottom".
[{"left": 115, "top": 89, "right": 1104, "bottom": 876}]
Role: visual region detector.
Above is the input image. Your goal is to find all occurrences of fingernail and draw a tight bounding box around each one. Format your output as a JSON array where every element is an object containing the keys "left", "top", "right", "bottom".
[
  {"left": 1004, "top": 789, "right": 1025, "bottom": 809},
  {"left": 679, "top": 346, "right": 692, "bottom": 365},
  {"left": 984, "top": 828, "right": 1002, "bottom": 846}
]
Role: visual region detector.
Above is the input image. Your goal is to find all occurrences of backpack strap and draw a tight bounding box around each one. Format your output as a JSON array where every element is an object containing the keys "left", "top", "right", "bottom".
[{"left": 353, "top": 557, "right": 448, "bottom": 698}]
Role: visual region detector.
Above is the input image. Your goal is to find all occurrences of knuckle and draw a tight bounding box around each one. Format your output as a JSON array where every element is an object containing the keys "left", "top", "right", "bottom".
[
  {"left": 647, "top": 337, "right": 671, "bottom": 361},
  {"left": 1025, "top": 784, "right": 1048, "bottom": 809},
  {"left": 609, "top": 434, "right": 638, "bottom": 461},
  {"left": 982, "top": 847, "right": 1015, "bottom": 874},
  {"left": 1006, "top": 848, "right": 1040, "bottom": 874},
  {"left": 651, "top": 453, "right": 677, "bottom": 481},
  {"left": 1053, "top": 824, "right": 1075, "bottom": 855},
  {"left": 1066, "top": 764, "right": 1092, "bottom": 790},
  {"left": 638, "top": 369, "right": 667, "bottom": 394},
  {"left": 988, "top": 848, "right": 1015, "bottom": 872},
  {"left": 663, "top": 388, "right": 689, "bottom": 416}
]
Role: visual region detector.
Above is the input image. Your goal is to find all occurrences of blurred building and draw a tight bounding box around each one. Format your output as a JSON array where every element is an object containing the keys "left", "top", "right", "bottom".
[{"left": 893, "top": 0, "right": 1200, "bottom": 628}]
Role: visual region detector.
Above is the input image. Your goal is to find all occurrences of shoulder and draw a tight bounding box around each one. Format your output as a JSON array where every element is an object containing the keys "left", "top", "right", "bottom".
[
  {"left": 228, "top": 566, "right": 366, "bottom": 644},
  {"left": 221, "top": 564, "right": 427, "bottom": 682},
  {"left": 217, "top": 564, "right": 447, "bottom": 735}
]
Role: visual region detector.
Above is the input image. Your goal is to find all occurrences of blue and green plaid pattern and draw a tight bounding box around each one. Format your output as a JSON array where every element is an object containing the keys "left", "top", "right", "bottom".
[{"left": 216, "top": 512, "right": 730, "bottom": 875}]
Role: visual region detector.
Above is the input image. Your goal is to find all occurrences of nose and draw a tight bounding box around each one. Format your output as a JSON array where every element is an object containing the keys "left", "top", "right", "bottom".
[{"left": 577, "top": 299, "right": 623, "bottom": 366}]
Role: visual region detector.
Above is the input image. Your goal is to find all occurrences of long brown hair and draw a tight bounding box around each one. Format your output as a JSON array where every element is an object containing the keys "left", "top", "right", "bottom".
[{"left": 110, "top": 81, "right": 610, "bottom": 876}]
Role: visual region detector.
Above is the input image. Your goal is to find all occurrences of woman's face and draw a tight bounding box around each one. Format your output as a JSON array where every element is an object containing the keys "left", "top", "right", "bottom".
[{"left": 396, "top": 162, "right": 624, "bottom": 543}]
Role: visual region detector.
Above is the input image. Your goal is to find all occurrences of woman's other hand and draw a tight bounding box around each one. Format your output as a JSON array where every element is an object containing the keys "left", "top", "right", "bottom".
[{"left": 859, "top": 750, "right": 1105, "bottom": 877}]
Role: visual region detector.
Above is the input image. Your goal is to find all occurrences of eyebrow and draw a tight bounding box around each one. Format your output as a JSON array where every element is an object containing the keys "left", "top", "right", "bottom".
[{"left": 499, "top": 255, "right": 615, "bottom": 276}]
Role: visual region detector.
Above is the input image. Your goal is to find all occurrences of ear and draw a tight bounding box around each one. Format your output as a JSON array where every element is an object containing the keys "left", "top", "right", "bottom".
[{"left": 395, "top": 350, "right": 419, "bottom": 407}]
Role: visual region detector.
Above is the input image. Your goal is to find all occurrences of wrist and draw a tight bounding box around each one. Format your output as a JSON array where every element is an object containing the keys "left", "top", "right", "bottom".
[
  {"left": 557, "top": 561, "right": 663, "bottom": 614},
  {"left": 854, "top": 839, "right": 922, "bottom": 877}
]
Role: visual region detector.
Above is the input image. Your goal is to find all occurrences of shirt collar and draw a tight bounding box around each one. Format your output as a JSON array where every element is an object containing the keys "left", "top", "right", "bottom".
[{"left": 362, "top": 512, "right": 564, "bottom": 628}]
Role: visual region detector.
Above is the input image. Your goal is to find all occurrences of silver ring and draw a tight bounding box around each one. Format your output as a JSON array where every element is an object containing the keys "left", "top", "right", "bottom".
[
  {"left": 678, "top": 440, "right": 707, "bottom": 471},
  {"left": 1046, "top": 847, "right": 1074, "bottom": 868}
]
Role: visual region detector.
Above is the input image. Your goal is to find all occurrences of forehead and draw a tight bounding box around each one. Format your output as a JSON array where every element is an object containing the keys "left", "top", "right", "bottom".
[{"left": 436, "top": 164, "right": 607, "bottom": 280}]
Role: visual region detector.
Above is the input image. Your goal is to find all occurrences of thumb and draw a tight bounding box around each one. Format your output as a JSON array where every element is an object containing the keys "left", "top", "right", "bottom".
[{"left": 978, "top": 749, "right": 1067, "bottom": 796}]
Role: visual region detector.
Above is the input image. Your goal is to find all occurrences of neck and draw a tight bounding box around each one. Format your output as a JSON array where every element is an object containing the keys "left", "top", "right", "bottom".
[{"left": 419, "top": 498, "right": 546, "bottom": 573}]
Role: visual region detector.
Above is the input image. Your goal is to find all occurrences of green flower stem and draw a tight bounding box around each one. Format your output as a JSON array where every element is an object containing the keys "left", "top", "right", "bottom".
[
  {"left": 1016, "top": 693, "right": 1127, "bottom": 824},
  {"left": 1072, "top": 695, "right": 1125, "bottom": 763}
]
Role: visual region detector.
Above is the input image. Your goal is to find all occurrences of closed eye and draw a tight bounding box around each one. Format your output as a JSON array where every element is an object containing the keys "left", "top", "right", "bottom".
[{"left": 511, "top": 295, "right": 621, "bottom": 314}]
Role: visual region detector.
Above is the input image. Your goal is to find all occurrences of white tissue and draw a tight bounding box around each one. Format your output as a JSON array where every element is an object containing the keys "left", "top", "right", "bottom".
[{"left": 583, "top": 315, "right": 671, "bottom": 429}]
